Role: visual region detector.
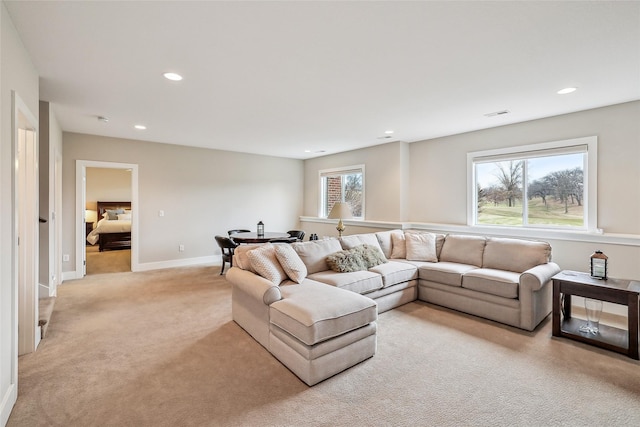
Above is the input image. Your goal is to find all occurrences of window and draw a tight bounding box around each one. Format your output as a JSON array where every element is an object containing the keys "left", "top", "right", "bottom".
[
  {"left": 319, "top": 165, "right": 364, "bottom": 219},
  {"left": 468, "top": 137, "right": 597, "bottom": 231}
]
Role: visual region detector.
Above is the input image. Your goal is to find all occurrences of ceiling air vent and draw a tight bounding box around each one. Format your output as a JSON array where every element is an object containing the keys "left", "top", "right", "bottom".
[{"left": 484, "top": 110, "right": 510, "bottom": 117}]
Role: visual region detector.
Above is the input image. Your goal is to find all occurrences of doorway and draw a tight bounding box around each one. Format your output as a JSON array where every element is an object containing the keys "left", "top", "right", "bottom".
[
  {"left": 75, "top": 160, "right": 139, "bottom": 277},
  {"left": 85, "top": 167, "right": 133, "bottom": 274}
]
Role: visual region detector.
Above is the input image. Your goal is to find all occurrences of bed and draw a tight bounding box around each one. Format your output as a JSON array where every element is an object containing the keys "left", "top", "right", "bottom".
[{"left": 86, "top": 201, "right": 132, "bottom": 251}]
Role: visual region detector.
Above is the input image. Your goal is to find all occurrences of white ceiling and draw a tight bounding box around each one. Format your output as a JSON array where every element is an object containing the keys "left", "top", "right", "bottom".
[{"left": 5, "top": 1, "right": 640, "bottom": 159}]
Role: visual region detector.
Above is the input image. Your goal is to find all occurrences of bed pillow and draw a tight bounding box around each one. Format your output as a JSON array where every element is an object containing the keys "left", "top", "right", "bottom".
[
  {"left": 405, "top": 232, "right": 438, "bottom": 262},
  {"left": 246, "top": 244, "right": 287, "bottom": 285},
  {"left": 105, "top": 208, "right": 125, "bottom": 220},
  {"left": 117, "top": 213, "right": 132, "bottom": 221}
]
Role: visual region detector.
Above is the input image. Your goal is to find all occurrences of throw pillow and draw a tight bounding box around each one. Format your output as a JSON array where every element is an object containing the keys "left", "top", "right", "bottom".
[
  {"left": 358, "top": 244, "right": 388, "bottom": 268},
  {"left": 246, "top": 244, "right": 287, "bottom": 285},
  {"left": 326, "top": 247, "right": 368, "bottom": 273},
  {"left": 325, "top": 244, "right": 387, "bottom": 273},
  {"left": 405, "top": 232, "right": 438, "bottom": 262},
  {"left": 390, "top": 230, "right": 407, "bottom": 259},
  {"left": 274, "top": 244, "right": 307, "bottom": 284}
]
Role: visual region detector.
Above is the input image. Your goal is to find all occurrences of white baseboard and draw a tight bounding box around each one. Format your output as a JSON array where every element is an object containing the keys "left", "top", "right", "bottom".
[
  {"left": 61, "top": 256, "right": 218, "bottom": 283},
  {"left": 61, "top": 270, "right": 82, "bottom": 282},
  {"left": 134, "top": 255, "right": 217, "bottom": 272},
  {"left": 0, "top": 383, "right": 17, "bottom": 427}
]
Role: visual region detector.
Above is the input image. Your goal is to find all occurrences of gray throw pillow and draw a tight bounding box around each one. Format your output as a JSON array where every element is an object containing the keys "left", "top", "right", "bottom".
[{"left": 325, "top": 244, "right": 387, "bottom": 273}]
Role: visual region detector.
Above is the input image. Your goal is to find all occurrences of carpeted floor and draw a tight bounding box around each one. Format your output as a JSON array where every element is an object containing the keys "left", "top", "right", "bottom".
[
  {"left": 9, "top": 265, "right": 640, "bottom": 426},
  {"left": 86, "top": 245, "right": 131, "bottom": 275}
]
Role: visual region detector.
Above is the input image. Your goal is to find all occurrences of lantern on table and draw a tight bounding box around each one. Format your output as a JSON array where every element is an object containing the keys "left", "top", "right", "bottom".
[
  {"left": 257, "top": 221, "right": 264, "bottom": 237},
  {"left": 590, "top": 250, "right": 608, "bottom": 280}
]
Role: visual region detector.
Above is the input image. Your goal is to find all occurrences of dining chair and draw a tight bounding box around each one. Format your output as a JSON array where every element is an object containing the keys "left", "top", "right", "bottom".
[
  {"left": 215, "top": 235, "right": 238, "bottom": 275},
  {"left": 228, "top": 229, "right": 251, "bottom": 237},
  {"left": 287, "top": 230, "right": 305, "bottom": 242}
]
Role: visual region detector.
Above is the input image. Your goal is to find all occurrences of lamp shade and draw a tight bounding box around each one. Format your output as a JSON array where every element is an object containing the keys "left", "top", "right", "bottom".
[
  {"left": 328, "top": 202, "right": 353, "bottom": 220},
  {"left": 85, "top": 209, "right": 98, "bottom": 223}
]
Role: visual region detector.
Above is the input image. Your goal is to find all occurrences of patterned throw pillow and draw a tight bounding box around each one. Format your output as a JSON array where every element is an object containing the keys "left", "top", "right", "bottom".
[
  {"left": 405, "top": 232, "right": 438, "bottom": 262},
  {"left": 246, "top": 244, "right": 287, "bottom": 285},
  {"left": 274, "top": 244, "right": 307, "bottom": 284}
]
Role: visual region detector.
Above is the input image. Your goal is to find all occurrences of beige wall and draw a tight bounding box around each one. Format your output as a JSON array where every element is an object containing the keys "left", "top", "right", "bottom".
[
  {"left": 409, "top": 101, "right": 640, "bottom": 233},
  {"left": 303, "top": 102, "right": 640, "bottom": 281},
  {"left": 86, "top": 167, "right": 132, "bottom": 211},
  {"left": 303, "top": 140, "right": 410, "bottom": 222},
  {"left": 1, "top": 3, "right": 40, "bottom": 423},
  {"left": 62, "top": 133, "right": 304, "bottom": 271}
]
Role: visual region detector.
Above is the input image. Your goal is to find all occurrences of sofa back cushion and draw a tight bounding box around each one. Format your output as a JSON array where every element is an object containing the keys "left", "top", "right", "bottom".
[
  {"left": 375, "top": 230, "right": 396, "bottom": 259},
  {"left": 439, "top": 234, "right": 486, "bottom": 267},
  {"left": 482, "top": 237, "right": 551, "bottom": 273},
  {"left": 340, "top": 233, "right": 386, "bottom": 257},
  {"left": 291, "top": 238, "right": 343, "bottom": 274}
]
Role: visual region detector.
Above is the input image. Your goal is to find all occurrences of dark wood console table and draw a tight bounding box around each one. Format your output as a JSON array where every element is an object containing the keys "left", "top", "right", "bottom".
[{"left": 552, "top": 270, "right": 640, "bottom": 359}]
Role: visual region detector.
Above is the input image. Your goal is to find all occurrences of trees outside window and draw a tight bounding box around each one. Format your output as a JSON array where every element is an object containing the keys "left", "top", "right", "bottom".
[
  {"left": 320, "top": 166, "right": 364, "bottom": 219},
  {"left": 472, "top": 142, "right": 591, "bottom": 229}
]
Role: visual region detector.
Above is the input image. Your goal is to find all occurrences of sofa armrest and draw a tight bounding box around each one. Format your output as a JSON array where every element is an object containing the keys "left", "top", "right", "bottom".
[
  {"left": 520, "top": 262, "right": 561, "bottom": 292},
  {"left": 226, "top": 267, "right": 282, "bottom": 305}
]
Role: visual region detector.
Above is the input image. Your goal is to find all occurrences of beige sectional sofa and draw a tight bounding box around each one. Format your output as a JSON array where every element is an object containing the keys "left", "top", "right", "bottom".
[{"left": 226, "top": 230, "right": 560, "bottom": 385}]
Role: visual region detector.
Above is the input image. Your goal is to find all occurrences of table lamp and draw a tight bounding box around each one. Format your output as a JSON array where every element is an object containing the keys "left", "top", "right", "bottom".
[{"left": 327, "top": 202, "right": 353, "bottom": 237}]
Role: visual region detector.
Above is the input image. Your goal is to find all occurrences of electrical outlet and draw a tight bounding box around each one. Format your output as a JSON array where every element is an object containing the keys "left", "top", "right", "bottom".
[
  {"left": 63, "top": 254, "right": 70, "bottom": 262},
  {"left": 179, "top": 244, "right": 185, "bottom": 252}
]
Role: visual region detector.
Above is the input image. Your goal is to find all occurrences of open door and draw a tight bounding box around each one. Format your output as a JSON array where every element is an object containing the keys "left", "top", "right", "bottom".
[{"left": 14, "top": 92, "right": 40, "bottom": 355}]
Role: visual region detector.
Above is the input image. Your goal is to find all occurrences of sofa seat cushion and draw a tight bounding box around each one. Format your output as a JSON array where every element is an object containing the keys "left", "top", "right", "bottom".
[
  {"left": 307, "top": 270, "right": 383, "bottom": 294},
  {"left": 462, "top": 268, "right": 520, "bottom": 299},
  {"left": 418, "top": 261, "right": 478, "bottom": 287},
  {"left": 270, "top": 281, "right": 377, "bottom": 346},
  {"left": 368, "top": 260, "right": 417, "bottom": 288}
]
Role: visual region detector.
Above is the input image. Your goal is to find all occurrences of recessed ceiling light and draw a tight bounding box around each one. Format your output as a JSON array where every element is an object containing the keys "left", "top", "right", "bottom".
[
  {"left": 163, "top": 72, "right": 183, "bottom": 81},
  {"left": 557, "top": 87, "right": 577, "bottom": 95},
  {"left": 384, "top": 130, "right": 394, "bottom": 135},
  {"left": 97, "top": 116, "right": 109, "bottom": 123},
  {"left": 134, "top": 124, "right": 147, "bottom": 130},
  {"left": 304, "top": 150, "right": 311, "bottom": 153}
]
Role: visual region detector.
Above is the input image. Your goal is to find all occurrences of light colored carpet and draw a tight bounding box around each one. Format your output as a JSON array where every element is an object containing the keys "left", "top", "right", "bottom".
[
  {"left": 9, "top": 266, "right": 640, "bottom": 426},
  {"left": 86, "top": 245, "right": 131, "bottom": 275}
]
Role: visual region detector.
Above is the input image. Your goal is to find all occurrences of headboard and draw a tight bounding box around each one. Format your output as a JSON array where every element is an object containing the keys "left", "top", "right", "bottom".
[{"left": 97, "top": 201, "right": 131, "bottom": 218}]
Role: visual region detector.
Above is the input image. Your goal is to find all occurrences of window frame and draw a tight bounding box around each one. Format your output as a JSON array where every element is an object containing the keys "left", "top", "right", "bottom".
[
  {"left": 467, "top": 136, "right": 598, "bottom": 232},
  {"left": 318, "top": 164, "right": 365, "bottom": 219}
]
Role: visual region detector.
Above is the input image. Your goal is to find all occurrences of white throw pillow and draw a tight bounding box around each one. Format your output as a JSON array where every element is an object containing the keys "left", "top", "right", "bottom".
[
  {"left": 405, "top": 232, "right": 438, "bottom": 262},
  {"left": 274, "top": 244, "right": 307, "bottom": 284},
  {"left": 117, "top": 213, "right": 132, "bottom": 221},
  {"left": 390, "top": 230, "right": 406, "bottom": 259},
  {"left": 247, "top": 244, "right": 287, "bottom": 285}
]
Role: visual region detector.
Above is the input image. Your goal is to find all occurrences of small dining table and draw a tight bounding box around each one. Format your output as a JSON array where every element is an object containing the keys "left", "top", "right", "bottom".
[{"left": 229, "top": 231, "right": 291, "bottom": 244}]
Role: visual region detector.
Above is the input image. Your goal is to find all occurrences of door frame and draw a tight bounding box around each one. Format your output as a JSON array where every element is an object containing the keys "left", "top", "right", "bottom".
[
  {"left": 75, "top": 160, "right": 139, "bottom": 276},
  {"left": 13, "top": 92, "right": 40, "bottom": 356}
]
